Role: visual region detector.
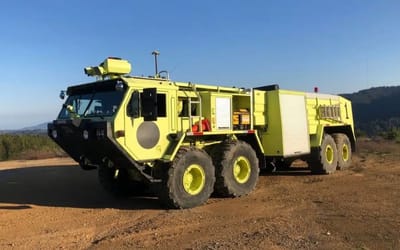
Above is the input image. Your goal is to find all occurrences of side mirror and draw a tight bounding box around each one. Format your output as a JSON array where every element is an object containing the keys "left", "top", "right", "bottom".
[
  {"left": 142, "top": 88, "right": 158, "bottom": 121},
  {"left": 59, "top": 90, "right": 66, "bottom": 100}
]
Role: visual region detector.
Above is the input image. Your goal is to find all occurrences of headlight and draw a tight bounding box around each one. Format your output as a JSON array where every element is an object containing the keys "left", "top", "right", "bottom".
[
  {"left": 51, "top": 130, "right": 58, "bottom": 139},
  {"left": 83, "top": 130, "right": 89, "bottom": 140}
]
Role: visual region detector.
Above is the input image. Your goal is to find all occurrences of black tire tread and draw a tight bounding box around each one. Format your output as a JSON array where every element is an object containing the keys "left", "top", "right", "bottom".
[
  {"left": 212, "top": 141, "right": 259, "bottom": 197},
  {"left": 309, "top": 134, "right": 338, "bottom": 175},
  {"left": 158, "top": 147, "right": 190, "bottom": 208},
  {"left": 332, "top": 133, "right": 352, "bottom": 170},
  {"left": 213, "top": 142, "right": 235, "bottom": 197},
  {"left": 158, "top": 147, "right": 215, "bottom": 209}
]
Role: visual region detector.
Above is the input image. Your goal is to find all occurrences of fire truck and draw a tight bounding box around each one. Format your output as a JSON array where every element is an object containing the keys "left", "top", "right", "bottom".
[{"left": 48, "top": 53, "right": 355, "bottom": 208}]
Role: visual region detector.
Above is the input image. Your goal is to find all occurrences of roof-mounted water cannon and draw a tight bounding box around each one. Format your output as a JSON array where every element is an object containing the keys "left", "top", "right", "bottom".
[{"left": 84, "top": 57, "right": 132, "bottom": 80}]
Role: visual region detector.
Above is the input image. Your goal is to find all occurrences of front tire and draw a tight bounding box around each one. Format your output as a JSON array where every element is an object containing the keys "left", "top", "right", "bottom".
[
  {"left": 213, "top": 141, "right": 259, "bottom": 197},
  {"left": 158, "top": 147, "right": 215, "bottom": 209},
  {"left": 309, "top": 134, "right": 338, "bottom": 174}
]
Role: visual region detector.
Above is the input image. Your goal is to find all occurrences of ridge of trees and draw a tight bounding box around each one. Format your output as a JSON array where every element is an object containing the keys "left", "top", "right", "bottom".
[
  {"left": 341, "top": 85, "right": 400, "bottom": 139},
  {"left": 0, "top": 134, "right": 65, "bottom": 161}
]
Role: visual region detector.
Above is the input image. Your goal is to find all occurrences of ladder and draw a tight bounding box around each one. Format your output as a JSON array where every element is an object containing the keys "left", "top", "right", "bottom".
[
  {"left": 179, "top": 84, "right": 203, "bottom": 132},
  {"left": 188, "top": 85, "right": 203, "bottom": 132}
]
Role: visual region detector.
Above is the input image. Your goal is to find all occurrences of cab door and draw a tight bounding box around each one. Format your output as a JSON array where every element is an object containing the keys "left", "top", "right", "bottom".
[{"left": 124, "top": 88, "right": 174, "bottom": 161}]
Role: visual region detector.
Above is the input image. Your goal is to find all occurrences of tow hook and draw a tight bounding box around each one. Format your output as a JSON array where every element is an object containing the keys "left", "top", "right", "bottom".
[{"left": 79, "top": 156, "right": 97, "bottom": 170}]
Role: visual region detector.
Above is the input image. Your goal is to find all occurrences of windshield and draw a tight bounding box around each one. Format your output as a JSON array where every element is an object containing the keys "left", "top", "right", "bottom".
[{"left": 58, "top": 90, "right": 125, "bottom": 119}]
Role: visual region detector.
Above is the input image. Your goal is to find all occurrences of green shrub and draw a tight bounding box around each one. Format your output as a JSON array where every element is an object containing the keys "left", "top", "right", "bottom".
[
  {"left": 0, "top": 134, "right": 66, "bottom": 161},
  {"left": 381, "top": 127, "right": 400, "bottom": 142},
  {"left": 355, "top": 129, "right": 367, "bottom": 138}
]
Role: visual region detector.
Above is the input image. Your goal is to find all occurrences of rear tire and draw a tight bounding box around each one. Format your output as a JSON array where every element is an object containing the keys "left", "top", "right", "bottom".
[
  {"left": 333, "top": 133, "right": 352, "bottom": 170},
  {"left": 309, "top": 134, "right": 338, "bottom": 174},
  {"left": 158, "top": 147, "right": 215, "bottom": 209},
  {"left": 212, "top": 141, "right": 259, "bottom": 197}
]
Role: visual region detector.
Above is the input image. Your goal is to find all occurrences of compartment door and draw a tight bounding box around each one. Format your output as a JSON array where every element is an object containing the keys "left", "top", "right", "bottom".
[
  {"left": 279, "top": 94, "right": 310, "bottom": 156},
  {"left": 215, "top": 97, "right": 232, "bottom": 130}
]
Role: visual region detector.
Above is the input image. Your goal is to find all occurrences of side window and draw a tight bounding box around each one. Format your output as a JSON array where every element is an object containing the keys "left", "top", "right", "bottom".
[
  {"left": 127, "top": 91, "right": 140, "bottom": 118},
  {"left": 127, "top": 91, "right": 167, "bottom": 118},
  {"left": 178, "top": 99, "right": 188, "bottom": 117}
]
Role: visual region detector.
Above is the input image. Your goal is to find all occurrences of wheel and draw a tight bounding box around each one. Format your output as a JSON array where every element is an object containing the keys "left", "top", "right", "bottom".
[
  {"left": 212, "top": 141, "right": 259, "bottom": 197},
  {"left": 333, "top": 133, "right": 352, "bottom": 170},
  {"left": 98, "top": 165, "right": 146, "bottom": 197},
  {"left": 309, "top": 134, "right": 338, "bottom": 174},
  {"left": 158, "top": 147, "right": 215, "bottom": 209}
]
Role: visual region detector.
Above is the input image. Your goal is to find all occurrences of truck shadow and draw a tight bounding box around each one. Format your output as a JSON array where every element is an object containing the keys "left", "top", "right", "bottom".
[
  {"left": 260, "top": 166, "right": 313, "bottom": 176},
  {"left": 0, "top": 165, "right": 162, "bottom": 210}
]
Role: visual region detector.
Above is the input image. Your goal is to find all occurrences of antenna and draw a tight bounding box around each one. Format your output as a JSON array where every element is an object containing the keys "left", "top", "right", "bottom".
[{"left": 152, "top": 50, "right": 160, "bottom": 77}]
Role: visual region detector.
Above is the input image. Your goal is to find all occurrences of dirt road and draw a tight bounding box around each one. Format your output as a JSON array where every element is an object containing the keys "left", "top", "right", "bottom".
[{"left": 1, "top": 139, "right": 399, "bottom": 249}]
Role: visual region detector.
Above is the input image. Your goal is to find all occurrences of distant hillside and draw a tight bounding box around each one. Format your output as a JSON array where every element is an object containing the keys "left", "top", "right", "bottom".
[
  {"left": 0, "top": 122, "right": 48, "bottom": 135},
  {"left": 20, "top": 122, "right": 48, "bottom": 131},
  {"left": 341, "top": 86, "right": 400, "bottom": 135}
]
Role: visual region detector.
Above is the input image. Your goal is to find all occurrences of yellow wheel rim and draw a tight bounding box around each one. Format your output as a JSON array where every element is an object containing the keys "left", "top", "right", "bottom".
[
  {"left": 342, "top": 144, "right": 349, "bottom": 161},
  {"left": 325, "top": 145, "right": 334, "bottom": 164},
  {"left": 182, "top": 164, "right": 205, "bottom": 195},
  {"left": 233, "top": 156, "right": 251, "bottom": 184}
]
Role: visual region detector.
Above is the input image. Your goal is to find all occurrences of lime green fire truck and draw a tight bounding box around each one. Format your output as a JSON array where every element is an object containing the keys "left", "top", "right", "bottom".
[{"left": 48, "top": 54, "right": 355, "bottom": 209}]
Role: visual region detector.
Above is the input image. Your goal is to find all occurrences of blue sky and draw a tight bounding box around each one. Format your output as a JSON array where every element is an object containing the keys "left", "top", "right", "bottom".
[{"left": 1, "top": 0, "right": 399, "bottom": 129}]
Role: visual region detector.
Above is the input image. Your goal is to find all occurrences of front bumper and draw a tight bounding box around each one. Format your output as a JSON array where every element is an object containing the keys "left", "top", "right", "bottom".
[
  {"left": 48, "top": 119, "right": 113, "bottom": 164},
  {"left": 48, "top": 119, "right": 158, "bottom": 183}
]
